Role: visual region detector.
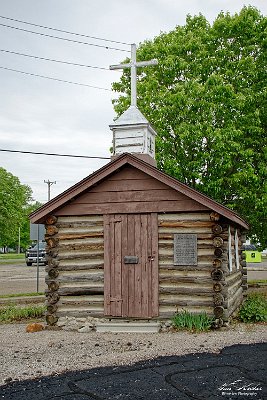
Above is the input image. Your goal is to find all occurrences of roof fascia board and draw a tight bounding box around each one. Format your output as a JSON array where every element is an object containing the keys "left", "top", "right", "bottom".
[{"left": 30, "top": 153, "right": 249, "bottom": 229}]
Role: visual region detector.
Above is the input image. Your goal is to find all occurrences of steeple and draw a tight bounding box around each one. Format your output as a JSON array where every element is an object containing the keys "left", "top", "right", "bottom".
[
  {"left": 109, "top": 105, "right": 157, "bottom": 166},
  {"left": 109, "top": 44, "right": 158, "bottom": 166}
]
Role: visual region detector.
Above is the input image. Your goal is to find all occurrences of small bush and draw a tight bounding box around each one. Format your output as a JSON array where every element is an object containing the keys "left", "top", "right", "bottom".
[
  {"left": 172, "top": 310, "right": 214, "bottom": 332},
  {"left": 239, "top": 294, "right": 267, "bottom": 323},
  {"left": 0, "top": 305, "right": 45, "bottom": 323}
]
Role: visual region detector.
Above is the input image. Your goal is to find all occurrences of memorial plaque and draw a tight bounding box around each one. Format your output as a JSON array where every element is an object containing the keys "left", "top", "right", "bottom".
[{"left": 174, "top": 234, "right": 197, "bottom": 265}]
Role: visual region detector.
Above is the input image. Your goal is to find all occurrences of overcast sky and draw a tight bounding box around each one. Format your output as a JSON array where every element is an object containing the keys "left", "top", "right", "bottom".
[{"left": 0, "top": 0, "right": 266, "bottom": 203}]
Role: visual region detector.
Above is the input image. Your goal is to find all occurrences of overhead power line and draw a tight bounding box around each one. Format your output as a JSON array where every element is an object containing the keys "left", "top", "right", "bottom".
[
  {"left": 0, "top": 149, "right": 110, "bottom": 160},
  {"left": 0, "top": 66, "right": 112, "bottom": 91},
  {"left": 0, "top": 48, "right": 111, "bottom": 70},
  {"left": 0, "top": 22, "right": 130, "bottom": 52},
  {"left": 0, "top": 14, "right": 131, "bottom": 46}
]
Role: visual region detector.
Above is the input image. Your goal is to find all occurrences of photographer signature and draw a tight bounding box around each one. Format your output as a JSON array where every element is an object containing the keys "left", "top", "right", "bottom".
[{"left": 218, "top": 379, "right": 262, "bottom": 392}]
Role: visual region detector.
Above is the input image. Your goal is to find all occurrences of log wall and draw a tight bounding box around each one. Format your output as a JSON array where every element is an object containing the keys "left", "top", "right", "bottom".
[
  {"left": 45, "top": 215, "right": 104, "bottom": 324},
  {"left": 45, "top": 211, "right": 246, "bottom": 326},
  {"left": 158, "top": 212, "right": 215, "bottom": 318}
]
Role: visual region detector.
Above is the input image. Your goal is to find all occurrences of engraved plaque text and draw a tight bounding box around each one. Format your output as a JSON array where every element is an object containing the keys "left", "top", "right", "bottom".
[{"left": 174, "top": 234, "right": 197, "bottom": 265}]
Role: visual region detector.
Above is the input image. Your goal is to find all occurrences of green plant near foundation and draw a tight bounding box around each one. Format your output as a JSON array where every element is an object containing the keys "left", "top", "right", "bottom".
[
  {"left": 172, "top": 310, "right": 214, "bottom": 332},
  {"left": 0, "top": 305, "right": 45, "bottom": 323},
  {"left": 239, "top": 294, "right": 267, "bottom": 323}
]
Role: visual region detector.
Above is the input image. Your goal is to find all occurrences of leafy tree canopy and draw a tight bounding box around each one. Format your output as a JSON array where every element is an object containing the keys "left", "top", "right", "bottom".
[
  {"left": 0, "top": 167, "right": 33, "bottom": 250},
  {"left": 112, "top": 6, "right": 267, "bottom": 247}
]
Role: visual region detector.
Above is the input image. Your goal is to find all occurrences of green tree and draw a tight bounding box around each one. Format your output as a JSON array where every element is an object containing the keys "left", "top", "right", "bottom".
[
  {"left": 112, "top": 6, "right": 267, "bottom": 247},
  {"left": 0, "top": 167, "right": 32, "bottom": 251}
]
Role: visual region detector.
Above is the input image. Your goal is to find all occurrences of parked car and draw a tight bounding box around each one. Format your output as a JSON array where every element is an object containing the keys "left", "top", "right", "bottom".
[{"left": 25, "top": 241, "right": 47, "bottom": 266}]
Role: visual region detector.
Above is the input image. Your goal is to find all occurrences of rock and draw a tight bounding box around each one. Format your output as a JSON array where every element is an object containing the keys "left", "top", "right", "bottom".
[
  {"left": 78, "top": 325, "right": 93, "bottom": 333},
  {"left": 57, "top": 317, "right": 68, "bottom": 327},
  {"left": 26, "top": 323, "right": 44, "bottom": 333}
]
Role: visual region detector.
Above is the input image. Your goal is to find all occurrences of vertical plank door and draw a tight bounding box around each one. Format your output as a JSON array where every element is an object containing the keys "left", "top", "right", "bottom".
[{"left": 104, "top": 213, "right": 158, "bottom": 318}]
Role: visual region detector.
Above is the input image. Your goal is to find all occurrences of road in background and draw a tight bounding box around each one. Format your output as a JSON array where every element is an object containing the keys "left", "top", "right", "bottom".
[{"left": 0, "top": 262, "right": 46, "bottom": 295}]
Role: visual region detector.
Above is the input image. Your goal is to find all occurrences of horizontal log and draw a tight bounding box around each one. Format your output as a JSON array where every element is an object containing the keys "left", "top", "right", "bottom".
[
  {"left": 58, "top": 237, "right": 104, "bottom": 246},
  {"left": 159, "top": 276, "right": 212, "bottom": 284},
  {"left": 159, "top": 264, "right": 213, "bottom": 271},
  {"left": 228, "top": 281, "right": 243, "bottom": 298},
  {"left": 226, "top": 289, "right": 244, "bottom": 319},
  {"left": 57, "top": 263, "right": 104, "bottom": 271},
  {"left": 158, "top": 233, "right": 214, "bottom": 240},
  {"left": 58, "top": 244, "right": 104, "bottom": 253},
  {"left": 57, "top": 216, "right": 103, "bottom": 225},
  {"left": 225, "top": 271, "right": 242, "bottom": 285},
  {"left": 158, "top": 221, "right": 214, "bottom": 228},
  {"left": 159, "top": 298, "right": 214, "bottom": 307},
  {"left": 58, "top": 232, "right": 104, "bottom": 240},
  {"left": 58, "top": 302, "right": 103, "bottom": 311},
  {"left": 58, "top": 295, "right": 104, "bottom": 306},
  {"left": 159, "top": 286, "right": 212, "bottom": 295},
  {"left": 159, "top": 269, "right": 209, "bottom": 277},
  {"left": 158, "top": 213, "right": 210, "bottom": 222},
  {"left": 57, "top": 274, "right": 104, "bottom": 283},
  {"left": 158, "top": 226, "right": 213, "bottom": 234},
  {"left": 57, "top": 252, "right": 104, "bottom": 261},
  {"left": 159, "top": 305, "right": 214, "bottom": 316},
  {"left": 58, "top": 287, "right": 104, "bottom": 296},
  {"left": 159, "top": 254, "right": 215, "bottom": 262},
  {"left": 229, "top": 285, "right": 243, "bottom": 304}
]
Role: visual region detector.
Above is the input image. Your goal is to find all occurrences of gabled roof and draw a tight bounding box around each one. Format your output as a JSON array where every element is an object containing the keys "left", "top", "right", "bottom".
[{"left": 30, "top": 153, "right": 249, "bottom": 229}]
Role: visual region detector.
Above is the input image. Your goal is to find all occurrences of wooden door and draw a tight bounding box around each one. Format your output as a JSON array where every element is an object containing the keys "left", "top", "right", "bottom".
[{"left": 104, "top": 213, "right": 158, "bottom": 318}]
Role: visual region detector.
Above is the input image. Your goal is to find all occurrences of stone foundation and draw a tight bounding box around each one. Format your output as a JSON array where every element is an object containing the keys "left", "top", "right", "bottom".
[{"left": 55, "top": 316, "right": 172, "bottom": 332}]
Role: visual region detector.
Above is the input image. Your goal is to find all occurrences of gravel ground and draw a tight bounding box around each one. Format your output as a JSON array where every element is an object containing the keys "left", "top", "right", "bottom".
[{"left": 0, "top": 322, "right": 266, "bottom": 386}]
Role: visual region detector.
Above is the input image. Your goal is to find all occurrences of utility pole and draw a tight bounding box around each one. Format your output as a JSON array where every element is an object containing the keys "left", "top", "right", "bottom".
[{"left": 44, "top": 179, "right": 56, "bottom": 201}]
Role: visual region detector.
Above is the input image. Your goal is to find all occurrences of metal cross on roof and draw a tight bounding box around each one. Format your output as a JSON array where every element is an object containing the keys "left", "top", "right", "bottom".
[{"left": 110, "top": 43, "right": 158, "bottom": 107}]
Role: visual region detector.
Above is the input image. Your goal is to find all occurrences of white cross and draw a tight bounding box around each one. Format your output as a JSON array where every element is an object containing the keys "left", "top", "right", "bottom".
[{"left": 110, "top": 43, "right": 158, "bottom": 107}]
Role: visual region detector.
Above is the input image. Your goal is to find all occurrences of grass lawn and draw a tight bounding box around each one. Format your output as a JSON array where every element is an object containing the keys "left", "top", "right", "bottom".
[
  {"left": 0, "top": 292, "right": 44, "bottom": 299},
  {"left": 0, "top": 253, "right": 25, "bottom": 264},
  {"left": 0, "top": 253, "right": 24, "bottom": 260}
]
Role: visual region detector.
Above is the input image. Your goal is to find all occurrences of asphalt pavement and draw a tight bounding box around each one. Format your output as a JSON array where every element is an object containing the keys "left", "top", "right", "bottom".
[{"left": 0, "top": 342, "right": 266, "bottom": 400}]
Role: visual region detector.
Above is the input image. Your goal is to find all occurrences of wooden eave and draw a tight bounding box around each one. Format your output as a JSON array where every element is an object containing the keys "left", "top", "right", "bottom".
[{"left": 30, "top": 153, "right": 249, "bottom": 229}]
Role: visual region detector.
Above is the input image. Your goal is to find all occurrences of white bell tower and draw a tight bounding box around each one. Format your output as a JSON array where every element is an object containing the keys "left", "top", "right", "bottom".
[{"left": 109, "top": 44, "right": 158, "bottom": 166}]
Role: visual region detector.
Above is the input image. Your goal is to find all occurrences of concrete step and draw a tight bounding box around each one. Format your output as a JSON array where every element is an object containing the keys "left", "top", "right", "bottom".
[{"left": 96, "top": 320, "right": 160, "bottom": 333}]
